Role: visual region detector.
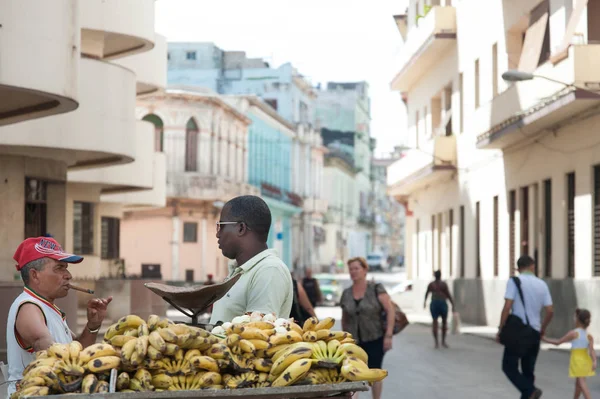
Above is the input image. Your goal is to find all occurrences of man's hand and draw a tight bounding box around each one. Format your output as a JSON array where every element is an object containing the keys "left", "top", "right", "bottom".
[{"left": 87, "top": 296, "right": 113, "bottom": 329}]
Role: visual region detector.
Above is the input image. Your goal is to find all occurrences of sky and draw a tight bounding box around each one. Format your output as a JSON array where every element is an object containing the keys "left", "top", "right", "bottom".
[{"left": 155, "top": 0, "right": 409, "bottom": 157}]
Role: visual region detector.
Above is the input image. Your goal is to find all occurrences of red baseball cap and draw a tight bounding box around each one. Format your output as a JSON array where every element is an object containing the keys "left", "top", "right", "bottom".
[{"left": 14, "top": 237, "right": 84, "bottom": 271}]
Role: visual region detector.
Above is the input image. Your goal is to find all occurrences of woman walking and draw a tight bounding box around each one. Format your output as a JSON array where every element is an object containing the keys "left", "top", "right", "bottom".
[
  {"left": 341, "top": 257, "right": 395, "bottom": 399},
  {"left": 542, "top": 308, "right": 596, "bottom": 399},
  {"left": 424, "top": 270, "right": 455, "bottom": 348}
]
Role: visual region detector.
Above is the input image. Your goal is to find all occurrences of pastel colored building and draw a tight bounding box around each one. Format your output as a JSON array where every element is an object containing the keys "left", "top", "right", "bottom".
[
  {"left": 120, "top": 89, "right": 258, "bottom": 282},
  {"left": 387, "top": 0, "right": 600, "bottom": 338}
]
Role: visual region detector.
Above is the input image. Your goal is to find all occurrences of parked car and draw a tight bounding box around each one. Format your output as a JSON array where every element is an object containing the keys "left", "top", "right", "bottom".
[
  {"left": 366, "top": 253, "right": 389, "bottom": 272},
  {"left": 314, "top": 273, "right": 344, "bottom": 306}
]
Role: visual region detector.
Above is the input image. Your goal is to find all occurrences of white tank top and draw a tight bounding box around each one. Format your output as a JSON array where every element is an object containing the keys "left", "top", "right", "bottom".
[
  {"left": 571, "top": 328, "right": 589, "bottom": 350},
  {"left": 6, "top": 288, "right": 73, "bottom": 394}
]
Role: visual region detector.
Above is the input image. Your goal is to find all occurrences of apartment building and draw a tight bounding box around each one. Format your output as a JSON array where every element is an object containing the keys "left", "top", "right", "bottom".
[{"left": 387, "top": 0, "right": 600, "bottom": 337}]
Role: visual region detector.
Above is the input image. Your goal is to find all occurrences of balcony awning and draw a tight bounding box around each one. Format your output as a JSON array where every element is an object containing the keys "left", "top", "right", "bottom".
[{"left": 476, "top": 87, "right": 600, "bottom": 149}]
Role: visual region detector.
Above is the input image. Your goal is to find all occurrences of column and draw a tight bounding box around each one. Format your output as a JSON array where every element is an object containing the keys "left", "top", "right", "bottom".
[
  {"left": 201, "top": 216, "right": 207, "bottom": 281},
  {"left": 243, "top": 149, "right": 249, "bottom": 183},
  {"left": 211, "top": 134, "right": 219, "bottom": 175},
  {"left": 171, "top": 215, "right": 180, "bottom": 281},
  {"left": 236, "top": 143, "right": 243, "bottom": 183},
  {"left": 199, "top": 130, "right": 211, "bottom": 174},
  {"left": 220, "top": 133, "right": 228, "bottom": 177},
  {"left": 229, "top": 137, "right": 236, "bottom": 179}
]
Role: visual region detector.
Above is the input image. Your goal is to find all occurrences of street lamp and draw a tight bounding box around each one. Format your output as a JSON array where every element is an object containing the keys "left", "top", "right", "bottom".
[{"left": 502, "top": 69, "right": 600, "bottom": 96}]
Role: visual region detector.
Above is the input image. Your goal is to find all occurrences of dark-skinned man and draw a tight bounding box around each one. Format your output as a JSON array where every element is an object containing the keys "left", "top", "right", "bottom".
[
  {"left": 210, "top": 195, "right": 293, "bottom": 324},
  {"left": 6, "top": 237, "right": 113, "bottom": 394}
]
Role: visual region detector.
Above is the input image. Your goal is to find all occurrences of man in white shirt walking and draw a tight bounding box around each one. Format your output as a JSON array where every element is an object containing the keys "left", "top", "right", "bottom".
[
  {"left": 210, "top": 195, "right": 293, "bottom": 324},
  {"left": 497, "top": 255, "right": 554, "bottom": 399}
]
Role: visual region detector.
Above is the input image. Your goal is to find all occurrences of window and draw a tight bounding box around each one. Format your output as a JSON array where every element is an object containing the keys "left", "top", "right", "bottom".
[
  {"left": 101, "top": 217, "right": 120, "bottom": 259},
  {"left": 541, "top": 179, "right": 552, "bottom": 277},
  {"left": 459, "top": 73, "right": 464, "bottom": 133},
  {"left": 594, "top": 166, "right": 600, "bottom": 276},
  {"left": 476, "top": 201, "right": 481, "bottom": 277},
  {"left": 423, "top": 106, "right": 428, "bottom": 137},
  {"left": 474, "top": 59, "right": 480, "bottom": 109},
  {"left": 415, "top": 111, "right": 420, "bottom": 147},
  {"left": 183, "top": 222, "right": 198, "bottom": 243},
  {"left": 185, "top": 118, "right": 199, "bottom": 172},
  {"left": 186, "top": 51, "right": 196, "bottom": 60},
  {"left": 449, "top": 209, "right": 454, "bottom": 277},
  {"left": 509, "top": 190, "right": 516, "bottom": 275},
  {"left": 492, "top": 43, "right": 499, "bottom": 97},
  {"left": 567, "top": 172, "right": 575, "bottom": 277},
  {"left": 185, "top": 269, "right": 194, "bottom": 282},
  {"left": 24, "top": 178, "right": 47, "bottom": 239},
  {"left": 265, "top": 99, "right": 278, "bottom": 111},
  {"left": 459, "top": 205, "right": 465, "bottom": 277},
  {"left": 299, "top": 101, "right": 309, "bottom": 123},
  {"left": 493, "top": 196, "right": 499, "bottom": 277},
  {"left": 521, "top": 186, "right": 529, "bottom": 257},
  {"left": 73, "top": 202, "right": 94, "bottom": 255},
  {"left": 518, "top": 0, "right": 550, "bottom": 72},
  {"left": 142, "top": 114, "right": 164, "bottom": 152}
]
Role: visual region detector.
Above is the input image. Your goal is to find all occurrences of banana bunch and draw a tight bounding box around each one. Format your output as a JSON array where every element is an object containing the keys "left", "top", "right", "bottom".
[
  {"left": 303, "top": 368, "right": 347, "bottom": 384},
  {"left": 223, "top": 371, "right": 259, "bottom": 389},
  {"left": 81, "top": 374, "right": 109, "bottom": 394},
  {"left": 340, "top": 356, "right": 388, "bottom": 383},
  {"left": 11, "top": 360, "right": 58, "bottom": 399}
]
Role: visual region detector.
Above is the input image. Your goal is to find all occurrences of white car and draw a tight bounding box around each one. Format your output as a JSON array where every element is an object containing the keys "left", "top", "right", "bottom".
[{"left": 366, "top": 253, "right": 389, "bottom": 271}]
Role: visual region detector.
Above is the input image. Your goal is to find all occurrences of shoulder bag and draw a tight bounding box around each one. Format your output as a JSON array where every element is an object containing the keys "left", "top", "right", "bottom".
[
  {"left": 499, "top": 277, "right": 539, "bottom": 356},
  {"left": 374, "top": 283, "right": 409, "bottom": 335}
]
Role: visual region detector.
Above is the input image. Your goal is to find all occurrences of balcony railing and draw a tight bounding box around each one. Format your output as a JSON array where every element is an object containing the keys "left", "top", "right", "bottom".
[
  {"left": 167, "top": 173, "right": 259, "bottom": 201},
  {"left": 260, "top": 182, "right": 303, "bottom": 207}
]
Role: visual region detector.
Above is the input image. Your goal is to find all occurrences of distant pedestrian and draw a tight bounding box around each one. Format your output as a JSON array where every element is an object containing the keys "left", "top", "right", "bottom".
[
  {"left": 289, "top": 274, "right": 316, "bottom": 325},
  {"left": 204, "top": 274, "right": 215, "bottom": 286},
  {"left": 497, "top": 255, "right": 554, "bottom": 399},
  {"left": 542, "top": 308, "right": 596, "bottom": 399},
  {"left": 302, "top": 268, "right": 323, "bottom": 307},
  {"left": 341, "top": 257, "right": 395, "bottom": 399},
  {"left": 423, "top": 270, "right": 454, "bottom": 348}
]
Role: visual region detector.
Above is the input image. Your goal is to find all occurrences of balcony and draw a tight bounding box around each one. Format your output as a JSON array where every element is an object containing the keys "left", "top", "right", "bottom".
[
  {"left": 101, "top": 152, "right": 167, "bottom": 208},
  {"left": 167, "top": 174, "right": 259, "bottom": 202},
  {"left": 80, "top": 0, "right": 155, "bottom": 60},
  {"left": 476, "top": 45, "right": 600, "bottom": 150},
  {"left": 67, "top": 120, "right": 156, "bottom": 192},
  {"left": 387, "top": 136, "right": 457, "bottom": 200},
  {"left": 114, "top": 34, "right": 167, "bottom": 95},
  {"left": 390, "top": 6, "right": 457, "bottom": 92},
  {"left": 0, "top": 0, "right": 79, "bottom": 126},
  {"left": 0, "top": 58, "right": 136, "bottom": 168}
]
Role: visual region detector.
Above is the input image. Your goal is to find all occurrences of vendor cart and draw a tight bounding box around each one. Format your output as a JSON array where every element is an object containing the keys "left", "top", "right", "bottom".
[{"left": 27, "top": 382, "right": 368, "bottom": 399}]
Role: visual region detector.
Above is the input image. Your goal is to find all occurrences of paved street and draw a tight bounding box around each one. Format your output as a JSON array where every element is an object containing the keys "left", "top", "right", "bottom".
[{"left": 371, "top": 323, "right": 600, "bottom": 399}]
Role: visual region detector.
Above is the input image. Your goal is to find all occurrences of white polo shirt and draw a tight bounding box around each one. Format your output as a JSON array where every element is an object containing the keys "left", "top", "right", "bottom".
[{"left": 210, "top": 249, "right": 293, "bottom": 324}]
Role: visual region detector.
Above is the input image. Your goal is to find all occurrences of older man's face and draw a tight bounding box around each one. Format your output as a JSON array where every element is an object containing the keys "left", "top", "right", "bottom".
[{"left": 33, "top": 259, "right": 72, "bottom": 299}]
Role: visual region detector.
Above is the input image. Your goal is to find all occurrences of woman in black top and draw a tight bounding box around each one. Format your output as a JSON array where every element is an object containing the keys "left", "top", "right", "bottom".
[
  {"left": 289, "top": 277, "right": 317, "bottom": 324},
  {"left": 341, "top": 257, "right": 395, "bottom": 399}
]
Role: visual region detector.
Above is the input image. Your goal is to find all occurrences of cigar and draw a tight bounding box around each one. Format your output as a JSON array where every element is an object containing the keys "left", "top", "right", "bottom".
[{"left": 68, "top": 284, "right": 95, "bottom": 294}]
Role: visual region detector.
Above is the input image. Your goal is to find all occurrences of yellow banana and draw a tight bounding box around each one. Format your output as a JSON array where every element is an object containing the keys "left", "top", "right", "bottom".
[
  {"left": 303, "top": 331, "right": 318, "bottom": 342},
  {"left": 156, "top": 317, "right": 170, "bottom": 329},
  {"left": 95, "top": 381, "right": 110, "bottom": 393},
  {"left": 157, "top": 327, "right": 178, "bottom": 343},
  {"left": 147, "top": 314, "right": 160, "bottom": 331},
  {"left": 136, "top": 335, "right": 149, "bottom": 358},
  {"left": 225, "top": 333, "right": 241, "bottom": 348},
  {"left": 187, "top": 325, "right": 211, "bottom": 338},
  {"left": 248, "top": 339, "right": 270, "bottom": 351},
  {"left": 147, "top": 345, "right": 163, "bottom": 360},
  {"left": 189, "top": 355, "right": 219, "bottom": 372},
  {"left": 252, "top": 358, "right": 273, "bottom": 372},
  {"left": 103, "top": 323, "right": 121, "bottom": 341},
  {"left": 239, "top": 339, "right": 256, "bottom": 354},
  {"left": 240, "top": 328, "right": 270, "bottom": 341},
  {"left": 244, "top": 321, "right": 275, "bottom": 330},
  {"left": 316, "top": 329, "right": 331, "bottom": 341},
  {"left": 271, "top": 358, "right": 313, "bottom": 387},
  {"left": 18, "top": 386, "right": 50, "bottom": 397},
  {"left": 34, "top": 350, "right": 49, "bottom": 359},
  {"left": 79, "top": 343, "right": 118, "bottom": 364},
  {"left": 272, "top": 342, "right": 314, "bottom": 362},
  {"left": 123, "top": 328, "right": 139, "bottom": 337},
  {"left": 151, "top": 373, "right": 173, "bottom": 390},
  {"left": 336, "top": 343, "right": 368, "bottom": 364},
  {"left": 207, "top": 343, "right": 229, "bottom": 359},
  {"left": 164, "top": 343, "right": 180, "bottom": 356},
  {"left": 56, "top": 359, "right": 85, "bottom": 377},
  {"left": 129, "top": 378, "right": 145, "bottom": 392},
  {"left": 184, "top": 349, "right": 201, "bottom": 361},
  {"left": 314, "top": 317, "right": 336, "bottom": 331},
  {"left": 148, "top": 331, "right": 167, "bottom": 352},
  {"left": 302, "top": 317, "right": 319, "bottom": 332},
  {"left": 68, "top": 341, "right": 82, "bottom": 363},
  {"left": 120, "top": 338, "right": 137, "bottom": 362},
  {"left": 340, "top": 357, "right": 387, "bottom": 382},
  {"left": 269, "top": 346, "right": 313, "bottom": 378},
  {"left": 116, "top": 372, "right": 130, "bottom": 391},
  {"left": 340, "top": 337, "right": 356, "bottom": 344},
  {"left": 197, "top": 372, "right": 222, "bottom": 387},
  {"left": 134, "top": 369, "right": 152, "bottom": 389},
  {"left": 326, "top": 331, "right": 348, "bottom": 342},
  {"left": 87, "top": 355, "right": 121, "bottom": 373},
  {"left": 115, "top": 315, "right": 147, "bottom": 331},
  {"left": 327, "top": 339, "right": 341, "bottom": 359},
  {"left": 18, "top": 376, "right": 46, "bottom": 390},
  {"left": 47, "top": 343, "right": 70, "bottom": 360},
  {"left": 22, "top": 358, "right": 59, "bottom": 375},
  {"left": 138, "top": 324, "right": 150, "bottom": 337},
  {"left": 174, "top": 348, "right": 184, "bottom": 362},
  {"left": 288, "top": 322, "right": 304, "bottom": 336},
  {"left": 81, "top": 374, "right": 98, "bottom": 394},
  {"left": 230, "top": 324, "right": 245, "bottom": 334},
  {"left": 130, "top": 350, "right": 144, "bottom": 367},
  {"left": 109, "top": 335, "right": 137, "bottom": 348},
  {"left": 269, "top": 331, "right": 303, "bottom": 346}
]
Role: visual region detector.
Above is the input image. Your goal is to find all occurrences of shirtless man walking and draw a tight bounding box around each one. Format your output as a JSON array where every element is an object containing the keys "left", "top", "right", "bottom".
[{"left": 424, "top": 270, "right": 455, "bottom": 348}]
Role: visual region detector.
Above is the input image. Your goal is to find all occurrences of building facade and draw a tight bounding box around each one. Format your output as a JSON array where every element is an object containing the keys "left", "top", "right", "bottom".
[
  {"left": 119, "top": 90, "right": 258, "bottom": 282},
  {"left": 387, "top": 0, "right": 600, "bottom": 337},
  {"left": 316, "top": 82, "right": 375, "bottom": 259},
  {"left": 167, "top": 43, "right": 327, "bottom": 272}
]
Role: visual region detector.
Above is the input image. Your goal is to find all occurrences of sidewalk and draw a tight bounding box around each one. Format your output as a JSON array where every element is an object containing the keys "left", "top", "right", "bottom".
[{"left": 404, "top": 311, "right": 600, "bottom": 353}]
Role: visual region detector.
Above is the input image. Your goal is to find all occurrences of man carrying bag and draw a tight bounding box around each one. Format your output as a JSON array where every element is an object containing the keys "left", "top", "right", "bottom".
[{"left": 496, "top": 256, "right": 554, "bottom": 399}]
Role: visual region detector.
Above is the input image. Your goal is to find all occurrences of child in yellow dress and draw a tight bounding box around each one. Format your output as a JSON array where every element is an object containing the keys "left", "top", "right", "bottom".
[{"left": 542, "top": 308, "right": 596, "bottom": 399}]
